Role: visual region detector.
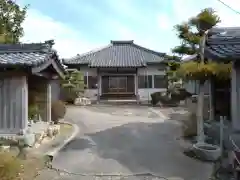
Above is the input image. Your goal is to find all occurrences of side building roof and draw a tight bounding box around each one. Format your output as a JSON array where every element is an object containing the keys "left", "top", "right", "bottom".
[
  {"left": 0, "top": 40, "right": 65, "bottom": 78},
  {"left": 204, "top": 27, "right": 240, "bottom": 60}
]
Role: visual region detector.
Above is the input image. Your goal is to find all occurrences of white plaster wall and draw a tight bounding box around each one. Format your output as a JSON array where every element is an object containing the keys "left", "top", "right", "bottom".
[
  {"left": 137, "top": 66, "right": 166, "bottom": 101},
  {"left": 80, "top": 67, "right": 98, "bottom": 100}
]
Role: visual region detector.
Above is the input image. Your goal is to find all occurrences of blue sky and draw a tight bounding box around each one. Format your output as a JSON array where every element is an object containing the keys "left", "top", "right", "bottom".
[{"left": 18, "top": 0, "right": 240, "bottom": 58}]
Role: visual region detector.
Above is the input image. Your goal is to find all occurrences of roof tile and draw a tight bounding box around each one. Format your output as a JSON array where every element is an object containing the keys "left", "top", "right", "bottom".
[
  {"left": 63, "top": 41, "right": 165, "bottom": 67},
  {"left": 0, "top": 42, "right": 55, "bottom": 67},
  {"left": 205, "top": 27, "right": 240, "bottom": 60}
]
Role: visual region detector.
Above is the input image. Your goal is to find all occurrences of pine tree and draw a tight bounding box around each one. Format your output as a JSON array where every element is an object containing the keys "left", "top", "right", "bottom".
[{"left": 173, "top": 8, "right": 230, "bottom": 143}]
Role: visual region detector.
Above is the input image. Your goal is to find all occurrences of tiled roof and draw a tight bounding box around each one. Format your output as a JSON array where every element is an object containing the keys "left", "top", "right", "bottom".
[
  {"left": 0, "top": 40, "right": 60, "bottom": 67},
  {"left": 204, "top": 27, "right": 240, "bottom": 60},
  {"left": 63, "top": 40, "right": 165, "bottom": 67}
]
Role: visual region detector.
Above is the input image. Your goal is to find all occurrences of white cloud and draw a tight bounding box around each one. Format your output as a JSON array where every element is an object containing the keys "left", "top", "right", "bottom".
[{"left": 21, "top": 9, "right": 102, "bottom": 58}]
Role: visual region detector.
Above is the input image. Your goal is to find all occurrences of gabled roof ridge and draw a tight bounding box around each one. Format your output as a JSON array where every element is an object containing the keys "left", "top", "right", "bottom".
[
  {"left": 131, "top": 43, "right": 165, "bottom": 57},
  {"left": 0, "top": 40, "right": 53, "bottom": 54}
]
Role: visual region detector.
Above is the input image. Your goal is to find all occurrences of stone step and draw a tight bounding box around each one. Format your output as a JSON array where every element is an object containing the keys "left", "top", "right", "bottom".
[{"left": 99, "top": 99, "right": 139, "bottom": 105}]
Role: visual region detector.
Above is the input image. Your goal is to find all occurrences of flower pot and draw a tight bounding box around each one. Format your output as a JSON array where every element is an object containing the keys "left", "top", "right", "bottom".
[{"left": 193, "top": 143, "right": 221, "bottom": 161}]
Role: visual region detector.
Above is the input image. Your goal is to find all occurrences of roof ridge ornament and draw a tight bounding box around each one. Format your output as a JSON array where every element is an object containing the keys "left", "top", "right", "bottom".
[{"left": 110, "top": 40, "right": 134, "bottom": 44}]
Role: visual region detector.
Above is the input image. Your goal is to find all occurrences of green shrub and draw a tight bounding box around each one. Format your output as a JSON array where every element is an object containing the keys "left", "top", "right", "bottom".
[
  {"left": 171, "top": 88, "right": 192, "bottom": 101},
  {"left": 51, "top": 100, "right": 66, "bottom": 124},
  {"left": 28, "top": 104, "right": 39, "bottom": 121},
  {"left": 61, "top": 87, "right": 78, "bottom": 104},
  {"left": 151, "top": 91, "right": 182, "bottom": 107},
  {"left": 158, "top": 94, "right": 179, "bottom": 107}
]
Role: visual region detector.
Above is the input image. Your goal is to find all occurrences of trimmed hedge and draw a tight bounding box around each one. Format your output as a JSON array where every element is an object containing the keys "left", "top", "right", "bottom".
[
  {"left": 150, "top": 92, "right": 179, "bottom": 107},
  {"left": 171, "top": 88, "right": 192, "bottom": 101},
  {"left": 150, "top": 88, "right": 192, "bottom": 107}
]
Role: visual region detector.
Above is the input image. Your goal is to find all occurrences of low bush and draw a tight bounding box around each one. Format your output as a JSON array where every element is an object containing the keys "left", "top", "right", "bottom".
[
  {"left": 171, "top": 88, "right": 192, "bottom": 101},
  {"left": 150, "top": 92, "right": 162, "bottom": 105},
  {"left": 51, "top": 100, "right": 66, "bottom": 124},
  {"left": 158, "top": 95, "right": 179, "bottom": 107},
  {"left": 61, "top": 87, "right": 78, "bottom": 104},
  {"left": 150, "top": 91, "right": 179, "bottom": 107}
]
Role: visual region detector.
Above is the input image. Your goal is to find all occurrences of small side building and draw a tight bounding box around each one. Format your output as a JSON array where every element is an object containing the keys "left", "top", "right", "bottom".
[{"left": 0, "top": 41, "right": 65, "bottom": 135}]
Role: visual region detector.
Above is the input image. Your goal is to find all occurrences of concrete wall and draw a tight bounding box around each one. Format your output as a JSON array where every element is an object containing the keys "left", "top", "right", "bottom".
[{"left": 0, "top": 76, "right": 28, "bottom": 134}]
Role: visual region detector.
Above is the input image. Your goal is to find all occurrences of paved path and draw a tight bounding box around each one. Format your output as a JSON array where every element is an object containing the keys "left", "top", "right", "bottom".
[{"left": 40, "top": 106, "right": 213, "bottom": 180}]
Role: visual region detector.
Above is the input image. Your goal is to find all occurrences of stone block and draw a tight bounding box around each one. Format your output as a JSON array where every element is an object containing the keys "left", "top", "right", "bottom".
[
  {"left": 52, "top": 125, "right": 60, "bottom": 136},
  {"left": 23, "top": 133, "right": 36, "bottom": 147},
  {"left": 46, "top": 127, "right": 54, "bottom": 138},
  {"left": 74, "top": 97, "right": 91, "bottom": 106}
]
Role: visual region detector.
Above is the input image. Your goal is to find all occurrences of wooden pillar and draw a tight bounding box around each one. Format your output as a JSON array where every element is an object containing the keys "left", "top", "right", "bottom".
[
  {"left": 135, "top": 69, "right": 139, "bottom": 103},
  {"left": 97, "top": 69, "right": 100, "bottom": 103},
  {"left": 22, "top": 76, "right": 28, "bottom": 132},
  {"left": 46, "top": 82, "right": 51, "bottom": 122},
  {"left": 37, "top": 80, "right": 51, "bottom": 122},
  {"left": 232, "top": 61, "right": 240, "bottom": 132}
]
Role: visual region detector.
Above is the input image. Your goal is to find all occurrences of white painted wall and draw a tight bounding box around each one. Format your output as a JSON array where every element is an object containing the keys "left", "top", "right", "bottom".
[
  {"left": 80, "top": 67, "right": 98, "bottom": 101},
  {"left": 138, "top": 66, "right": 166, "bottom": 102}
]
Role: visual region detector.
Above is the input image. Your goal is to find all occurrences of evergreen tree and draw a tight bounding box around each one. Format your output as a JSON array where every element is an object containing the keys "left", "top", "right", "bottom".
[{"left": 0, "top": 0, "right": 28, "bottom": 43}]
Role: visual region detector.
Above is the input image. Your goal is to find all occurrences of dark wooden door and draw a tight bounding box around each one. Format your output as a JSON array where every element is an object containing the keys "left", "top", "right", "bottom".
[
  {"left": 126, "top": 75, "right": 134, "bottom": 93},
  {"left": 109, "top": 76, "right": 127, "bottom": 93},
  {"left": 101, "top": 75, "right": 135, "bottom": 95}
]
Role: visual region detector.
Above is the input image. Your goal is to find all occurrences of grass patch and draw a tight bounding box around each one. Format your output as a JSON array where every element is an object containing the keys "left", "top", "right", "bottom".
[
  {"left": 0, "top": 152, "right": 49, "bottom": 180},
  {"left": 60, "top": 123, "right": 73, "bottom": 137}
]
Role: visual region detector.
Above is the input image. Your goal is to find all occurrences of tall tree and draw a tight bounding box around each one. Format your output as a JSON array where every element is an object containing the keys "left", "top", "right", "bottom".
[
  {"left": 174, "top": 8, "right": 222, "bottom": 143},
  {"left": 0, "top": 0, "right": 28, "bottom": 43},
  {"left": 172, "top": 8, "right": 220, "bottom": 57}
]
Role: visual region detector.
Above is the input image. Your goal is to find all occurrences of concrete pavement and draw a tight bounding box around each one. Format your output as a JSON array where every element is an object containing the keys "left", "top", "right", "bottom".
[{"left": 39, "top": 106, "right": 213, "bottom": 180}]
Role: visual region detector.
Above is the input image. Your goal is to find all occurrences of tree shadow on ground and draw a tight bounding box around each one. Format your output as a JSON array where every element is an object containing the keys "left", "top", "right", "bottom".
[{"left": 85, "top": 119, "right": 212, "bottom": 180}]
